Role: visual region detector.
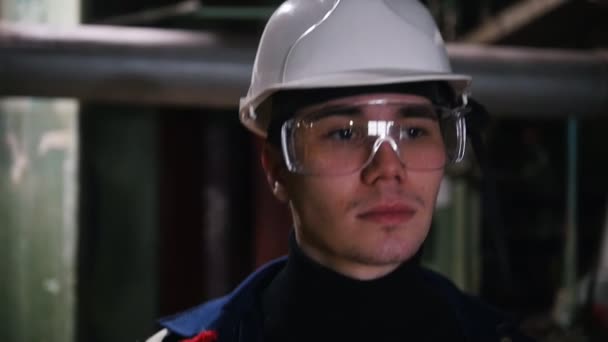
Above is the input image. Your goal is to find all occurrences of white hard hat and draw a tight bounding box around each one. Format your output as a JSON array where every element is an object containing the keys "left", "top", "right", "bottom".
[{"left": 239, "top": 0, "right": 472, "bottom": 137}]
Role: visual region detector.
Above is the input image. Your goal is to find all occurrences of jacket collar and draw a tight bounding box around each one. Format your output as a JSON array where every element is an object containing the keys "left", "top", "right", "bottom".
[{"left": 158, "top": 256, "right": 531, "bottom": 342}]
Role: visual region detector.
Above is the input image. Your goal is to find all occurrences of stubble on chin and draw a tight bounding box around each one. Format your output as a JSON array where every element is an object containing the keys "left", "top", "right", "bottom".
[{"left": 341, "top": 226, "right": 423, "bottom": 267}]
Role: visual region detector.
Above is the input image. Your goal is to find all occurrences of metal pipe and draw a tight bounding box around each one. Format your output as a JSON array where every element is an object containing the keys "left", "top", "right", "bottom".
[
  {"left": 0, "top": 23, "right": 256, "bottom": 108},
  {"left": 1, "top": 23, "right": 607, "bottom": 117},
  {"left": 448, "top": 45, "right": 608, "bottom": 118}
]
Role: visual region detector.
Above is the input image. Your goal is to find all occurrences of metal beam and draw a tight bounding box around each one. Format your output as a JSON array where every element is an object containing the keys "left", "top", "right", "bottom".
[
  {"left": 96, "top": 0, "right": 276, "bottom": 26},
  {"left": 1, "top": 23, "right": 607, "bottom": 118},
  {"left": 95, "top": 0, "right": 201, "bottom": 26},
  {"left": 461, "top": 0, "right": 568, "bottom": 44}
]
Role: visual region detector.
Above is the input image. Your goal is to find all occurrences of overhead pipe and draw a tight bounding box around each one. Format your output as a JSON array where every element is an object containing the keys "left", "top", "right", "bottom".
[
  {"left": 448, "top": 45, "right": 608, "bottom": 118},
  {"left": 1, "top": 23, "right": 607, "bottom": 117},
  {"left": 0, "top": 23, "right": 256, "bottom": 108}
]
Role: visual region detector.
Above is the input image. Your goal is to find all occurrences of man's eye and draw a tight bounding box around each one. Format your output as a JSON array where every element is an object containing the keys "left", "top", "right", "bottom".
[
  {"left": 329, "top": 128, "right": 355, "bottom": 140},
  {"left": 402, "top": 127, "right": 426, "bottom": 139}
]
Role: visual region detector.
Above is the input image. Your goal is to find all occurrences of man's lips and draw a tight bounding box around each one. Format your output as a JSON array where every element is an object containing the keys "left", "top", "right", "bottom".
[{"left": 356, "top": 204, "right": 416, "bottom": 225}]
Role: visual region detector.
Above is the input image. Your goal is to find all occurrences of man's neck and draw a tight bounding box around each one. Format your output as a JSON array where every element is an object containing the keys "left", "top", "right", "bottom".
[{"left": 296, "top": 237, "right": 402, "bottom": 280}]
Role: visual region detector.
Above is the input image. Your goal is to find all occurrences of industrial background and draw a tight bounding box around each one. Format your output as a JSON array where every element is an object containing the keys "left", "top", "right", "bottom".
[{"left": 1, "top": 0, "right": 608, "bottom": 341}]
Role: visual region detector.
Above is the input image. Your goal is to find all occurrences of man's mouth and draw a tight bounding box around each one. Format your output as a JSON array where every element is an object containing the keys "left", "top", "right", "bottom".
[{"left": 357, "top": 204, "right": 416, "bottom": 225}]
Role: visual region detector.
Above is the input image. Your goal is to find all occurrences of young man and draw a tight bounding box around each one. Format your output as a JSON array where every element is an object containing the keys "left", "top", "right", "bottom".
[{"left": 148, "top": 1, "right": 534, "bottom": 341}]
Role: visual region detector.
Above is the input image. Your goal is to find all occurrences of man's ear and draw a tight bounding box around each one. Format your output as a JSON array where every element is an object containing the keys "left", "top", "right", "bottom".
[{"left": 261, "top": 143, "right": 289, "bottom": 202}]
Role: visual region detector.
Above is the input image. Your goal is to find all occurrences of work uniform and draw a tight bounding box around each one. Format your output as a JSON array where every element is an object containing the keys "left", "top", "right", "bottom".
[{"left": 148, "top": 238, "right": 534, "bottom": 342}]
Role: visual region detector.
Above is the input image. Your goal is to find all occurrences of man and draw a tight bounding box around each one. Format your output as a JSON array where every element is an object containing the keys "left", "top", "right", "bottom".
[{"left": 148, "top": 1, "right": 534, "bottom": 341}]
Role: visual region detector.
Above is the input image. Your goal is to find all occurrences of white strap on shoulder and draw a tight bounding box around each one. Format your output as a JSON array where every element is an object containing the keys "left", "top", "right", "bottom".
[{"left": 145, "top": 329, "right": 169, "bottom": 342}]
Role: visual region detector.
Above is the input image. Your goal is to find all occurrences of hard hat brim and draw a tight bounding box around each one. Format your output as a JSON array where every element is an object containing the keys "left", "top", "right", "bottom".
[{"left": 240, "top": 69, "right": 472, "bottom": 137}]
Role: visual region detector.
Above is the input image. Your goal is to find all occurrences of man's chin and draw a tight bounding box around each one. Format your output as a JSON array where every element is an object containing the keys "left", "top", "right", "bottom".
[{"left": 349, "top": 240, "right": 421, "bottom": 267}]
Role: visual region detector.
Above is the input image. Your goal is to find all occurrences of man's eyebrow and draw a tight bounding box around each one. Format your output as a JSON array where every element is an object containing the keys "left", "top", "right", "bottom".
[
  {"left": 303, "top": 105, "right": 363, "bottom": 121},
  {"left": 398, "top": 106, "right": 438, "bottom": 121}
]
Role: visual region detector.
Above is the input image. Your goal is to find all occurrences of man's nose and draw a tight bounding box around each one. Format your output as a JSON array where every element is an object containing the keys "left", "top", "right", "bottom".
[{"left": 361, "top": 139, "right": 407, "bottom": 183}]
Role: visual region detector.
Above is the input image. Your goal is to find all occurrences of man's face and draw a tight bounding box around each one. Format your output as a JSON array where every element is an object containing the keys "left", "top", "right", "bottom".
[{"left": 263, "top": 93, "right": 445, "bottom": 280}]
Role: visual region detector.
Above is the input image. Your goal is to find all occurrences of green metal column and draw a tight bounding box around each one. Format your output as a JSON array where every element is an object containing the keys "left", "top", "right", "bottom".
[
  {"left": 0, "top": 100, "right": 79, "bottom": 342},
  {"left": 426, "top": 175, "right": 481, "bottom": 294},
  {"left": 555, "top": 118, "right": 579, "bottom": 327},
  {"left": 0, "top": 0, "right": 79, "bottom": 341}
]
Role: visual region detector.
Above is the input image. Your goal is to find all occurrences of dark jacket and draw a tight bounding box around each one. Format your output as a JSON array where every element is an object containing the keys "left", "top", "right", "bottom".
[{"left": 154, "top": 257, "right": 534, "bottom": 342}]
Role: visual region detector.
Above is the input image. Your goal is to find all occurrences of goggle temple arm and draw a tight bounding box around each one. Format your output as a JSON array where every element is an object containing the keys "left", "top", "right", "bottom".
[
  {"left": 281, "top": 119, "right": 299, "bottom": 173},
  {"left": 452, "top": 93, "right": 470, "bottom": 163}
]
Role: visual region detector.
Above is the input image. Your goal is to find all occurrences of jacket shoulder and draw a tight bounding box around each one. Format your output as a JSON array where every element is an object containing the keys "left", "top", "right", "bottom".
[
  {"left": 158, "top": 296, "right": 230, "bottom": 337},
  {"left": 156, "top": 257, "right": 287, "bottom": 339}
]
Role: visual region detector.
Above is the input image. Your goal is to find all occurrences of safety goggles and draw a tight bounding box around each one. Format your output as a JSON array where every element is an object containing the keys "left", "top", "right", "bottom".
[{"left": 281, "top": 96, "right": 467, "bottom": 176}]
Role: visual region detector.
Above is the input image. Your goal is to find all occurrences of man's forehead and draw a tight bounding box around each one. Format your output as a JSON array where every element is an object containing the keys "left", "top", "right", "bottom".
[
  {"left": 294, "top": 93, "right": 433, "bottom": 117},
  {"left": 313, "top": 93, "right": 432, "bottom": 106}
]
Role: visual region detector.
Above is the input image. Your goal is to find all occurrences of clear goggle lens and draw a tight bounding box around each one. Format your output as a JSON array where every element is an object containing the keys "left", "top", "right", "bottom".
[{"left": 281, "top": 98, "right": 467, "bottom": 176}]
